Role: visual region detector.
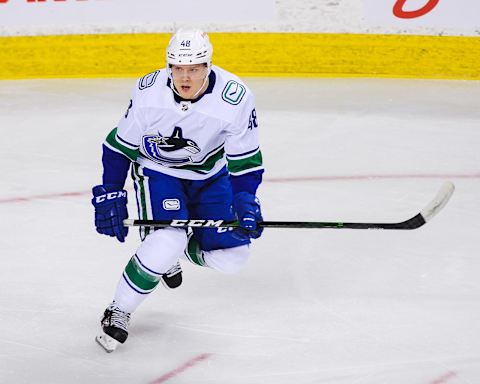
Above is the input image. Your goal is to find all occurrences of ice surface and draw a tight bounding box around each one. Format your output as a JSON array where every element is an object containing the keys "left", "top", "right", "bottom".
[{"left": 0, "top": 77, "right": 479, "bottom": 384}]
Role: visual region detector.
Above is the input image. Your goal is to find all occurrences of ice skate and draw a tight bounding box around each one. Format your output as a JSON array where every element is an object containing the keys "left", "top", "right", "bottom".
[
  {"left": 96, "top": 302, "right": 130, "bottom": 353},
  {"left": 160, "top": 261, "right": 183, "bottom": 289}
]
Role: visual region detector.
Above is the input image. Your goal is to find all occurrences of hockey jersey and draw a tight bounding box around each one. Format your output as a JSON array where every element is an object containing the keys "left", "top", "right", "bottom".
[{"left": 103, "top": 65, "right": 263, "bottom": 181}]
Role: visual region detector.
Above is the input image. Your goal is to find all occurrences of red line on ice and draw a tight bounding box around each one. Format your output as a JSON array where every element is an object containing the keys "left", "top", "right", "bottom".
[
  {"left": 428, "top": 371, "right": 457, "bottom": 384},
  {"left": 149, "top": 353, "right": 211, "bottom": 384},
  {"left": 0, "top": 173, "right": 478, "bottom": 204},
  {"left": 0, "top": 190, "right": 88, "bottom": 204}
]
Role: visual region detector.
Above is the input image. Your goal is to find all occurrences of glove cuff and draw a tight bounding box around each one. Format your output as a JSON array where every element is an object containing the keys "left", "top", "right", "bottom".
[
  {"left": 233, "top": 192, "right": 261, "bottom": 219},
  {"left": 92, "top": 184, "right": 125, "bottom": 196},
  {"left": 233, "top": 191, "right": 256, "bottom": 203}
]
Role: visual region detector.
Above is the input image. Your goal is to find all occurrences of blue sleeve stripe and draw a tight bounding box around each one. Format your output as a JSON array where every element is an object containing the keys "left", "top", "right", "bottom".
[
  {"left": 226, "top": 146, "right": 260, "bottom": 159},
  {"left": 116, "top": 133, "right": 139, "bottom": 150}
]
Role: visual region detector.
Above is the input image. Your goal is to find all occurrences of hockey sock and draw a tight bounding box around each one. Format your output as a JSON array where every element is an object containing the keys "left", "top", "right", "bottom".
[
  {"left": 113, "top": 228, "right": 187, "bottom": 313},
  {"left": 113, "top": 254, "right": 161, "bottom": 313},
  {"left": 183, "top": 233, "right": 207, "bottom": 267}
]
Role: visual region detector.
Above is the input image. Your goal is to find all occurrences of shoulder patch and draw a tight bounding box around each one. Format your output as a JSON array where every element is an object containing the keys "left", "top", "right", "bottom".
[
  {"left": 222, "top": 80, "right": 246, "bottom": 105},
  {"left": 139, "top": 70, "right": 160, "bottom": 90}
]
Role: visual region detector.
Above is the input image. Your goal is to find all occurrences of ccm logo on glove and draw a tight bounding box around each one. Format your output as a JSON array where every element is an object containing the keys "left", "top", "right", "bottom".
[{"left": 94, "top": 191, "right": 128, "bottom": 203}]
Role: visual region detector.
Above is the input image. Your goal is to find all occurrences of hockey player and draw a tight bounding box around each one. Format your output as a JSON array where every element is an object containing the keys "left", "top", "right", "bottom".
[{"left": 92, "top": 29, "right": 264, "bottom": 352}]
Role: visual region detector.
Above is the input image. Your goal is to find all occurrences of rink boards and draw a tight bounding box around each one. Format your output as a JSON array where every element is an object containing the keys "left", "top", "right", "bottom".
[{"left": 0, "top": 32, "right": 479, "bottom": 80}]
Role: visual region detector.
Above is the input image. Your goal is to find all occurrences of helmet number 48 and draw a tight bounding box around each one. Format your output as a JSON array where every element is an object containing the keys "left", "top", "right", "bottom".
[{"left": 180, "top": 40, "right": 191, "bottom": 47}]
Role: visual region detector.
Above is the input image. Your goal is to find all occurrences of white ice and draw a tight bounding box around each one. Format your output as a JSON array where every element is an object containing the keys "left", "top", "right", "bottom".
[{"left": 0, "top": 76, "right": 479, "bottom": 384}]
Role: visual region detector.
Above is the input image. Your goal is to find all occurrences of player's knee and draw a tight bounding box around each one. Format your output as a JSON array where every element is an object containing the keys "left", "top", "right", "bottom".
[
  {"left": 136, "top": 227, "right": 187, "bottom": 271},
  {"left": 205, "top": 245, "right": 250, "bottom": 274}
]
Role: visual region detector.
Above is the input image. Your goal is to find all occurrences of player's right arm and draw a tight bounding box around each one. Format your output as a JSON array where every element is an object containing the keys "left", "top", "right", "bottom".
[
  {"left": 103, "top": 81, "right": 146, "bottom": 186},
  {"left": 92, "top": 82, "right": 145, "bottom": 242}
]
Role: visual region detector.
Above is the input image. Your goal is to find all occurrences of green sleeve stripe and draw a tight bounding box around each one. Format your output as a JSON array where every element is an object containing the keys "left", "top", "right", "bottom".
[
  {"left": 104, "top": 128, "right": 139, "bottom": 161},
  {"left": 227, "top": 150, "right": 263, "bottom": 175}
]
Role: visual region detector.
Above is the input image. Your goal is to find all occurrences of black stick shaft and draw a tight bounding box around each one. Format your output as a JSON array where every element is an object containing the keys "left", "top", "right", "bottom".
[
  {"left": 123, "top": 181, "right": 454, "bottom": 231},
  {"left": 123, "top": 214, "right": 425, "bottom": 230}
]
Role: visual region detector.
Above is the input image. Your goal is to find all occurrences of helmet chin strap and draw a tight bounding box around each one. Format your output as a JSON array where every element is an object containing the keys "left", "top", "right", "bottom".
[{"left": 168, "top": 65, "right": 211, "bottom": 100}]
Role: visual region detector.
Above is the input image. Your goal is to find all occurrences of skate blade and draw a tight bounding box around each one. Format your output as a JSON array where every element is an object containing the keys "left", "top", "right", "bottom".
[{"left": 96, "top": 333, "right": 118, "bottom": 353}]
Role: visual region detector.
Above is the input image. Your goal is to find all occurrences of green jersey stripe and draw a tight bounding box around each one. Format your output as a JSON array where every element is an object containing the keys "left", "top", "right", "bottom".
[
  {"left": 132, "top": 164, "right": 152, "bottom": 239},
  {"left": 173, "top": 146, "right": 225, "bottom": 172},
  {"left": 227, "top": 150, "right": 263, "bottom": 175},
  {"left": 105, "top": 128, "right": 139, "bottom": 161}
]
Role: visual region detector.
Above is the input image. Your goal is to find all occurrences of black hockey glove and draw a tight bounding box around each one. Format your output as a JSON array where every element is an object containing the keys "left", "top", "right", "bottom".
[
  {"left": 232, "top": 192, "right": 263, "bottom": 241},
  {"left": 92, "top": 185, "right": 129, "bottom": 243}
]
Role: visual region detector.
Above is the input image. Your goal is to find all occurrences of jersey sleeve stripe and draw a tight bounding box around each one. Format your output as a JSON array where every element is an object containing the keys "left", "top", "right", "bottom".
[
  {"left": 103, "top": 141, "right": 130, "bottom": 157},
  {"left": 226, "top": 147, "right": 260, "bottom": 159},
  {"left": 116, "top": 132, "right": 139, "bottom": 150},
  {"left": 229, "top": 165, "right": 264, "bottom": 176},
  {"left": 104, "top": 128, "right": 139, "bottom": 161},
  {"left": 227, "top": 150, "right": 263, "bottom": 175}
]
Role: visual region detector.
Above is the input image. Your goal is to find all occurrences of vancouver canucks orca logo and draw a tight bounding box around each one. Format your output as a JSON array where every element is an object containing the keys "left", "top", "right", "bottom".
[{"left": 142, "top": 126, "right": 201, "bottom": 165}]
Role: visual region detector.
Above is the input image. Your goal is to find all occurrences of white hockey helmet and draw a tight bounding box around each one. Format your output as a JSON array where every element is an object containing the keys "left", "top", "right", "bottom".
[{"left": 166, "top": 29, "right": 213, "bottom": 68}]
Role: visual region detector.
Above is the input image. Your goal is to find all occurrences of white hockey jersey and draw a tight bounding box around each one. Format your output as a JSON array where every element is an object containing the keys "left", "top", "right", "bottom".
[{"left": 104, "top": 65, "right": 263, "bottom": 180}]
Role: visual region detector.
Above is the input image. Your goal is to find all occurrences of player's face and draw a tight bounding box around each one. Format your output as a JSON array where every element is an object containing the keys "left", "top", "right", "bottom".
[{"left": 171, "top": 64, "right": 209, "bottom": 99}]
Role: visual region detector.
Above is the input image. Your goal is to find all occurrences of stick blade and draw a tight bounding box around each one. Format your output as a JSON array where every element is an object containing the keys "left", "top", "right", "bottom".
[{"left": 420, "top": 181, "right": 455, "bottom": 223}]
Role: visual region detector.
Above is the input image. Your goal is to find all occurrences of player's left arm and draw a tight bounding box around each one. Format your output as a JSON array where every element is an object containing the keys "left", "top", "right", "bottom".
[{"left": 225, "top": 91, "right": 265, "bottom": 240}]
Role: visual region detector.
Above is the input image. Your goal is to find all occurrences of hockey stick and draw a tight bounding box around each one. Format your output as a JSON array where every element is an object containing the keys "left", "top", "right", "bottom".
[{"left": 123, "top": 181, "right": 454, "bottom": 230}]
